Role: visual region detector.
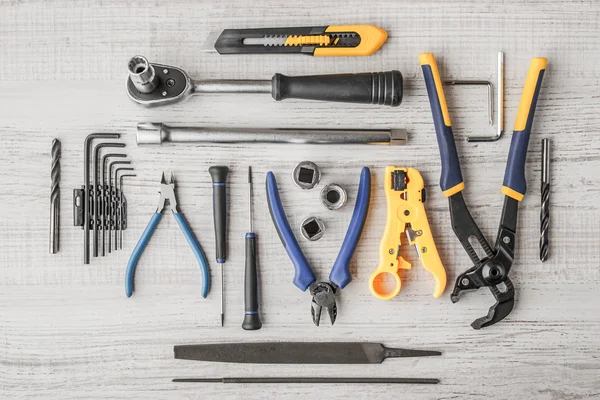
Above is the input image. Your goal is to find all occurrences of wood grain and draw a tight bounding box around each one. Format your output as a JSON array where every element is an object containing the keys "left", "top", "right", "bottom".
[{"left": 1, "top": 0, "right": 599, "bottom": 398}]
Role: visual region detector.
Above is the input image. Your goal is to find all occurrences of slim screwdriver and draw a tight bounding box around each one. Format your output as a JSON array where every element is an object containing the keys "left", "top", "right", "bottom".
[
  {"left": 209, "top": 166, "right": 230, "bottom": 326},
  {"left": 242, "top": 167, "right": 262, "bottom": 330}
]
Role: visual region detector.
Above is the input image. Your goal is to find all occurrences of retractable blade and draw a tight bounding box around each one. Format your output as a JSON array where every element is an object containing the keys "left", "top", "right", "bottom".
[{"left": 201, "top": 25, "right": 388, "bottom": 56}]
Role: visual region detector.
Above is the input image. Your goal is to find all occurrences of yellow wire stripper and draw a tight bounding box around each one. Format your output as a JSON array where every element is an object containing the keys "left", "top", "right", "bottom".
[{"left": 369, "top": 167, "right": 446, "bottom": 300}]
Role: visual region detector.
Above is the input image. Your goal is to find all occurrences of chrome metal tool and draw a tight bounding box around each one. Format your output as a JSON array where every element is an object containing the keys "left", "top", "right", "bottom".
[
  {"left": 136, "top": 122, "right": 407, "bottom": 146},
  {"left": 126, "top": 56, "right": 402, "bottom": 108},
  {"left": 540, "top": 139, "right": 550, "bottom": 262},
  {"left": 50, "top": 139, "right": 61, "bottom": 254}
]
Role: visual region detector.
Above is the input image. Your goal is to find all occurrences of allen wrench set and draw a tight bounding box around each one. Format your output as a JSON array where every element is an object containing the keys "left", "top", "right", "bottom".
[{"left": 73, "top": 133, "right": 135, "bottom": 264}]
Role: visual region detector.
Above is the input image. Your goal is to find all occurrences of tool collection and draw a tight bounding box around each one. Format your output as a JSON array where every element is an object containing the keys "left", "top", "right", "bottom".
[{"left": 46, "top": 22, "right": 551, "bottom": 386}]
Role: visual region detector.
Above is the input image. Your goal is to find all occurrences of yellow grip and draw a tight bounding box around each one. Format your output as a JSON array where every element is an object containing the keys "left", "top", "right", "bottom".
[
  {"left": 369, "top": 167, "right": 446, "bottom": 300},
  {"left": 514, "top": 58, "right": 548, "bottom": 131},
  {"left": 313, "top": 24, "right": 387, "bottom": 56}
]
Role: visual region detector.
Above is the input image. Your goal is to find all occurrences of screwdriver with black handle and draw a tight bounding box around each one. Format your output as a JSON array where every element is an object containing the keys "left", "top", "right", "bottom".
[
  {"left": 242, "top": 167, "right": 262, "bottom": 330},
  {"left": 209, "top": 166, "right": 229, "bottom": 326}
]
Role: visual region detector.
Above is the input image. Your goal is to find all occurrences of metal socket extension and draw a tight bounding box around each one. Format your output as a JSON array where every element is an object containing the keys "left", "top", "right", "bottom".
[
  {"left": 293, "top": 162, "right": 320, "bottom": 190},
  {"left": 301, "top": 217, "right": 325, "bottom": 241},
  {"left": 321, "top": 184, "right": 347, "bottom": 210},
  {"left": 136, "top": 123, "right": 407, "bottom": 146}
]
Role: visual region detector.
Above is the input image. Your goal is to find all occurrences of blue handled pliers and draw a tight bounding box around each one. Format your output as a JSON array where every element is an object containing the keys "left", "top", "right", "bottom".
[
  {"left": 125, "top": 172, "right": 210, "bottom": 298},
  {"left": 420, "top": 53, "right": 547, "bottom": 329},
  {"left": 266, "top": 167, "right": 371, "bottom": 326}
]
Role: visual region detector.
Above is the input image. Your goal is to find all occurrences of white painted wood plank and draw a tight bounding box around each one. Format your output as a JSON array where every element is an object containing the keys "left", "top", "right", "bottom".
[{"left": 1, "top": 0, "right": 599, "bottom": 398}]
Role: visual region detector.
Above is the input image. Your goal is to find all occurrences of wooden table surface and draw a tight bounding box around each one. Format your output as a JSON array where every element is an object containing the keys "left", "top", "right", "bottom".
[{"left": 2, "top": 1, "right": 599, "bottom": 399}]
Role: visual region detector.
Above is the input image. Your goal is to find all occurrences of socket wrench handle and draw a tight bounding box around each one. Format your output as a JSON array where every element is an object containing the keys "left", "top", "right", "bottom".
[{"left": 272, "top": 71, "right": 402, "bottom": 106}]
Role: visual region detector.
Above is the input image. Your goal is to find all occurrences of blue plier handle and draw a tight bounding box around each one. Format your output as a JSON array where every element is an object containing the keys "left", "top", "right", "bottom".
[
  {"left": 125, "top": 173, "right": 210, "bottom": 298},
  {"left": 266, "top": 167, "right": 371, "bottom": 291}
]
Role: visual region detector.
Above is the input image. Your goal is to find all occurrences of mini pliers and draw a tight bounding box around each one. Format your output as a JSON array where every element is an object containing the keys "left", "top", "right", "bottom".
[
  {"left": 266, "top": 167, "right": 371, "bottom": 326},
  {"left": 125, "top": 172, "right": 210, "bottom": 298},
  {"left": 420, "top": 53, "right": 547, "bottom": 329}
]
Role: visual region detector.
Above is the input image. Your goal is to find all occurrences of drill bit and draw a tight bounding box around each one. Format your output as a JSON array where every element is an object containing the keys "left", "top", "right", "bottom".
[
  {"left": 540, "top": 139, "right": 550, "bottom": 262},
  {"left": 49, "top": 139, "right": 61, "bottom": 254}
]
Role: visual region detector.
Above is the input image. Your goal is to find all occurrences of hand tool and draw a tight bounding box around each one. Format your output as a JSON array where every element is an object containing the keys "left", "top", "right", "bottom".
[
  {"left": 208, "top": 166, "right": 229, "bottom": 326},
  {"left": 108, "top": 160, "right": 131, "bottom": 253},
  {"left": 50, "top": 139, "right": 61, "bottom": 254},
  {"left": 369, "top": 167, "right": 446, "bottom": 300},
  {"left": 443, "top": 79, "right": 493, "bottom": 126},
  {"left": 101, "top": 153, "right": 127, "bottom": 256},
  {"left": 125, "top": 172, "right": 210, "bottom": 298},
  {"left": 127, "top": 56, "right": 402, "bottom": 108},
  {"left": 300, "top": 217, "right": 325, "bottom": 241},
  {"left": 242, "top": 167, "right": 262, "bottom": 331},
  {"left": 420, "top": 53, "right": 547, "bottom": 329},
  {"left": 173, "top": 377, "right": 439, "bottom": 385},
  {"left": 320, "top": 184, "right": 347, "bottom": 210},
  {"left": 118, "top": 174, "right": 136, "bottom": 250},
  {"left": 81, "top": 133, "right": 120, "bottom": 264},
  {"left": 136, "top": 122, "right": 408, "bottom": 146},
  {"left": 443, "top": 52, "right": 505, "bottom": 142},
  {"left": 292, "top": 161, "right": 320, "bottom": 190},
  {"left": 92, "top": 142, "right": 125, "bottom": 257},
  {"left": 174, "top": 342, "right": 441, "bottom": 364},
  {"left": 114, "top": 167, "right": 134, "bottom": 251},
  {"left": 266, "top": 167, "right": 371, "bottom": 326},
  {"left": 205, "top": 24, "right": 387, "bottom": 56},
  {"left": 540, "top": 138, "right": 550, "bottom": 262},
  {"left": 469, "top": 51, "right": 505, "bottom": 142}
]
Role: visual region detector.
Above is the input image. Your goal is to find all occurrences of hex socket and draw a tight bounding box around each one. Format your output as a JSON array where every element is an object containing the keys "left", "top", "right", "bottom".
[{"left": 128, "top": 56, "right": 158, "bottom": 94}]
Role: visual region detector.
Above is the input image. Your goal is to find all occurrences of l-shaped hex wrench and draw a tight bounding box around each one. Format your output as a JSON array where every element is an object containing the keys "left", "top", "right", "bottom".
[
  {"left": 127, "top": 56, "right": 403, "bottom": 108},
  {"left": 136, "top": 122, "right": 407, "bottom": 146}
]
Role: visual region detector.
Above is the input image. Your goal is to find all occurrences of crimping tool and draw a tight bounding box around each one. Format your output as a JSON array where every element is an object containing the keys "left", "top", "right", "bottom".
[
  {"left": 266, "top": 167, "right": 371, "bottom": 326},
  {"left": 369, "top": 167, "right": 446, "bottom": 300},
  {"left": 211, "top": 25, "right": 387, "bottom": 56},
  {"left": 420, "top": 53, "right": 547, "bottom": 329}
]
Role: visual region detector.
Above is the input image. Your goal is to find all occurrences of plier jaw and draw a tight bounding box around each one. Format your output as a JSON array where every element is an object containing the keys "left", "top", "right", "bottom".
[
  {"left": 156, "top": 171, "right": 178, "bottom": 213},
  {"left": 310, "top": 282, "right": 338, "bottom": 326}
]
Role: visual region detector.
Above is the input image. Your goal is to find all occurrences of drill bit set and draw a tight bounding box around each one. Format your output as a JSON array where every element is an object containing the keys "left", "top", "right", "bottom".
[{"left": 73, "top": 133, "right": 135, "bottom": 264}]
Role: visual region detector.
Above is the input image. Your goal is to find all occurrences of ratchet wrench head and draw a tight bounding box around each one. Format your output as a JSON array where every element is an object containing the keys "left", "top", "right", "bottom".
[{"left": 127, "top": 56, "right": 192, "bottom": 107}]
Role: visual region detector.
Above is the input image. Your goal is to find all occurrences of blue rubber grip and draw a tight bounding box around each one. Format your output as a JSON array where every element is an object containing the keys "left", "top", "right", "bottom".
[
  {"left": 173, "top": 212, "right": 210, "bottom": 298},
  {"left": 125, "top": 212, "right": 162, "bottom": 298},
  {"left": 421, "top": 62, "right": 464, "bottom": 194},
  {"left": 266, "top": 172, "right": 316, "bottom": 291},
  {"left": 503, "top": 68, "right": 546, "bottom": 197},
  {"left": 329, "top": 167, "right": 371, "bottom": 289}
]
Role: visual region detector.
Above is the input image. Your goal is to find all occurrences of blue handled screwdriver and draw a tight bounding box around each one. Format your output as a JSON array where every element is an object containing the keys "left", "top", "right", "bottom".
[{"left": 242, "top": 167, "right": 262, "bottom": 330}]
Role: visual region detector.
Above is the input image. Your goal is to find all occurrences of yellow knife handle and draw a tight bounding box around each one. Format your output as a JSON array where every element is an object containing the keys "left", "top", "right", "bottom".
[{"left": 314, "top": 25, "right": 388, "bottom": 56}]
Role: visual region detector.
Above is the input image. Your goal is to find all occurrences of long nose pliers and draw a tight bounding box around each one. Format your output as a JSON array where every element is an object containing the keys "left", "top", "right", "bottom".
[
  {"left": 266, "top": 167, "right": 371, "bottom": 326},
  {"left": 420, "top": 53, "right": 547, "bottom": 329},
  {"left": 125, "top": 172, "right": 210, "bottom": 298}
]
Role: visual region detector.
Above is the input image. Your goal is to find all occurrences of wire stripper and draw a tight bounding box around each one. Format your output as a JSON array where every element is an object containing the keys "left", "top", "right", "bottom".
[
  {"left": 212, "top": 25, "right": 387, "bottom": 56},
  {"left": 369, "top": 167, "right": 446, "bottom": 300}
]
